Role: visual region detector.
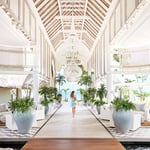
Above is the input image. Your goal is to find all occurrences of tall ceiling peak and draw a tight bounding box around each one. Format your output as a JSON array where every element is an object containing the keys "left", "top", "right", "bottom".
[{"left": 33, "top": 0, "right": 112, "bottom": 51}]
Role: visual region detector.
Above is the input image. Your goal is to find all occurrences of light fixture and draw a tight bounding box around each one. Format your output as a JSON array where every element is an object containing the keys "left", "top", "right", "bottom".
[{"left": 65, "top": 0, "right": 81, "bottom": 66}]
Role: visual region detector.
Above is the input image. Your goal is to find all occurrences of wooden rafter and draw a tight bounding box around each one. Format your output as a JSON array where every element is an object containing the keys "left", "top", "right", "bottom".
[{"left": 32, "top": 0, "right": 113, "bottom": 50}]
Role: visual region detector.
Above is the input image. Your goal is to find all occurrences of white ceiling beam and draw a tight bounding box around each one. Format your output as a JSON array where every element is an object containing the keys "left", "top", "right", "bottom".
[
  {"left": 40, "top": 1, "right": 57, "bottom": 19},
  {"left": 61, "top": 0, "right": 84, "bottom": 2},
  {"left": 61, "top": 4, "right": 84, "bottom": 7},
  {"left": 47, "top": 21, "right": 60, "bottom": 34},
  {"left": 80, "top": 0, "right": 88, "bottom": 39},
  {"left": 93, "top": 0, "right": 107, "bottom": 15},
  {"left": 55, "top": 16, "right": 91, "bottom": 20},
  {"left": 96, "top": 0, "right": 108, "bottom": 11},
  {"left": 88, "top": 1, "right": 104, "bottom": 21},
  {"left": 39, "top": 0, "right": 54, "bottom": 15},
  {"left": 61, "top": 8, "right": 84, "bottom": 11},
  {"left": 44, "top": 15, "right": 57, "bottom": 27},
  {"left": 35, "top": 0, "right": 42, "bottom": 6},
  {"left": 37, "top": 0, "right": 49, "bottom": 11},
  {"left": 57, "top": 0, "right": 65, "bottom": 39},
  {"left": 106, "top": 0, "right": 111, "bottom": 5},
  {"left": 86, "top": 19, "right": 100, "bottom": 32},
  {"left": 83, "top": 30, "right": 95, "bottom": 41},
  {"left": 58, "top": 30, "right": 85, "bottom": 33},
  {"left": 42, "top": 7, "right": 58, "bottom": 23},
  {"left": 63, "top": 23, "right": 81, "bottom": 26}
]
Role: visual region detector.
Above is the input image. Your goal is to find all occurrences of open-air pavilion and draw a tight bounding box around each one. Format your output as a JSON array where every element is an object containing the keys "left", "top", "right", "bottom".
[{"left": 0, "top": 0, "right": 150, "bottom": 149}]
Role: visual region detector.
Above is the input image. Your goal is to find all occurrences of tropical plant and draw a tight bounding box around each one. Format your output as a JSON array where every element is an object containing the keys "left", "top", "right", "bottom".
[
  {"left": 118, "top": 86, "right": 130, "bottom": 100},
  {"left": 55, "top": 73, "right": 66, "bottom": 92},
  {"left": 133, "top": 74, "right": 150, "bottom": 101},
  {"left": 87, "top": 87, "right": 96, "bottom": 104},
  {"left": 111, "top": 97, "right": 136, "bottom": 111},
  {"left": 39, "top": 86, "right": 57, "bottom": 106},
  {"left": 8, "top": 97, "right": 34, "bottom": 113},
  {"left": 78, "top": 71, "right": 93, "bottom": 89},
  {"left": 62, "top": 88, "right": 69, "bottom": 101},
  {"left": 78, "top": 88, "right": 85, "bottom": 99},
  {"left": 94, "top": 99, "right": 107, "bottom": 106},
  {"left": 113, "top": 48, "right": 122, "bottom": 64},
  {"left": 77, "top": 70, "right": 94, "bottom": 105},
  {"left": 39, "top": 85, "right": 50, "bottom": 101},
  {"left": 112, "top": 96, "right": 136, "bottom": 134},
  {"left": 94, "top": 84, "right": 107, "bottom": 107},
  {"left": 88, "top": 87, "right": 97, "bottom": 99},
  {"left": 113, "top": 54, "right": 120, "bottom": 63},
  {"left": 133, "top": 90, "right": 150, "bottom": 101},
  {"left": 78, "top": 88, "right": 89, "bottom": 104},
  {"left": 40, "top": 99, "right": 50, "bottom": 107},
  {"left": 96, "top": 84, "right": 107, "bottom": 100}
]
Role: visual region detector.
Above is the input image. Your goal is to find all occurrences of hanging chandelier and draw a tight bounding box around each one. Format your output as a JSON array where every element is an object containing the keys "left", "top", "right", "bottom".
[
  {"left": 65, "top": 47, "right": 81, "bottom": 65},
  {"left": 56, "top": 0, "right": 90, "bottom": 69}
]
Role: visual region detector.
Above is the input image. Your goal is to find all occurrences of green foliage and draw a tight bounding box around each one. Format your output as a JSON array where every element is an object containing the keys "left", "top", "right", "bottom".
[
  {"left": 39, "top": 86, "right": 57, "bottom": 106},
  {"left": 124, "top": 78, "right": 135, "bottom": 83},
  {"left": 94, "top": 99, "right": 107, "bottom": 106},
  {"left": 133, "top": 90, "right": 150, "bottom": 101},
  {"left": 8, "top": 97, "right": 33, "bottom": 113},
  {"left": 113, "top": 48, "right": 122, "bottom": 63},
  {"left": 96, "top": 84, "right": 107, "bottom": 100},
  {"left": 39, "top": 85, "right": 50, "bottom": 101},
  {"left": 40, "top": 99, "right": 50, "bottom": 107},
  {"left": 55, "top": 74, "right": 66, "bottom": 92},
  {"left": 78, "top": 71, "right": 92, "bottom": 88},
  {"left": 111, "top": 97, "right": 136, "bottom": 112},
  {"left": 78, "top": 71, "right": 94, "bottom": 104},
  {"left": 135, "top": 74, "right": 148, "bottom": 82},
  {"left": 113, "top": 54, "right": 120, "bottom": 63},
  {"left": 89, "top": 98, "right": 96, "bottom": 103},
  {"left": 119, "top": 86, "right": 130, "bottom": 99},
  {"left": 133, "top": 74, "right": 150, "bottom": 101},
  {"left": 62, "top": 88, "right": 69, "bottom": 101},
  {"left": 93, "top": 84, "right": 107, "bottom": 106},
  {"left": 88, "top": 87, "right": 97, "bottom": 99}
]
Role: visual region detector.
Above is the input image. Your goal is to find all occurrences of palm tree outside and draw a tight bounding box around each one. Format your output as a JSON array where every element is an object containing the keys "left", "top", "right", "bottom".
[
  {"left": 55, "top": 73, "right": 66, "bottom": 93},
  {"left": 62, "top": 88, "right": 69, "bottom": 101}
]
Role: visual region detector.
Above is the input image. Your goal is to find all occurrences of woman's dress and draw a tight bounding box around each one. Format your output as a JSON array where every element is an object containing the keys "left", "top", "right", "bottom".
[{"left": 70, "top": 97, "right": 76, "bottom": 108}]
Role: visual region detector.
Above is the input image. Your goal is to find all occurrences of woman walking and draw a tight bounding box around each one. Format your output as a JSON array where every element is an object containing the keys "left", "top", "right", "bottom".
[{"left": 70, "top": 91, "right": 77, "bottom": 118}]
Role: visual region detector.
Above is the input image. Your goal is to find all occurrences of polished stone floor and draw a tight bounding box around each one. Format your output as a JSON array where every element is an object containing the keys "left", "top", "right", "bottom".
[
  {"left": 0, "top": 102, "right": 150, "bottom": 143},
  {"left": 35, "top": 102, "right": 112, "bottom": 138}
]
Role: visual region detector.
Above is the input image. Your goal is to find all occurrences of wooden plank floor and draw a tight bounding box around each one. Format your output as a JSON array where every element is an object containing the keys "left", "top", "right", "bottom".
[{"left": 21, "top": 138, "right": 126, "bottom": 150}]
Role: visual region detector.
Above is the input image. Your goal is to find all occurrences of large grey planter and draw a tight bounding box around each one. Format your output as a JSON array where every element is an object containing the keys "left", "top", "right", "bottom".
[
  {"left": 96, "top": 106, "right": 101, "bottom": 114},
  {"left": 13, "top": 110, "right": 35, "bottom": 134},
  {"left": 112, "top": 110, "right": 133, "bottom": 134},
  {"left": 44, "top": 106, "right": 49, "bottom": 115}
]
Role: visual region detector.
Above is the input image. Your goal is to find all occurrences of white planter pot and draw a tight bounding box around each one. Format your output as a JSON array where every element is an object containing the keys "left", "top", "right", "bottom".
[
  {"left": 13, "top": 110, "right": 35, "bottom": 134},
  {"left": 112, "top": 109, "right": 133, "bottom": 134}
]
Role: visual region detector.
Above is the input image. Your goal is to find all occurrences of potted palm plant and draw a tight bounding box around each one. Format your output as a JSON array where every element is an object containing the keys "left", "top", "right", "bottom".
[
  {"left": 78, "top": 71, "right": 93, "bottom": 105},
  {"left": 88, "top": 87, "right": 97, "bottom": 109},
  {"left": 39, "top": 85, "right": 50, "bottom": 115},
  {"left": 8, "top": 97, "right": 34, "bottom": 134},
  {"left": 94, "top": 84, "right": 107, "bottom": 114},
  {"left": 39, "top": 86, "right": 56, "bottom": 115},
  {"left": 55, "top": 73, "right": 66, "bottom": 93},
  {"left": 111, "top": 96, "right": 136, "bottom": 134}
]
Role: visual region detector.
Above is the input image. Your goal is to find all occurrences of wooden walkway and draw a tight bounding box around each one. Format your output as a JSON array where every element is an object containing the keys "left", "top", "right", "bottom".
[
  {"left": 21, "top": 103, "right": 125, "bottom": 149},
  {"left": 21, "top": 138, "right": 126, "bottom": 150}
]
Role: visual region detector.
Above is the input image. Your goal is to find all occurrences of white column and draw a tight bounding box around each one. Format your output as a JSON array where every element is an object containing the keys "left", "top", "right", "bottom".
[
  {"left": 33, "top": 46, "right": 39, "bottom": 105},
  {"left": 106, "top": 46, "right": 113, "bottom": 103},
  {"left": 107, "top": 73, "right": 113, "bottom": 103}
]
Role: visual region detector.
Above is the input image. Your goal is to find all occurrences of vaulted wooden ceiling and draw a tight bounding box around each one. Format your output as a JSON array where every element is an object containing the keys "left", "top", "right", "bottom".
[{"left": 32, "top": 0, "right": 112, "bottom": 51}]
